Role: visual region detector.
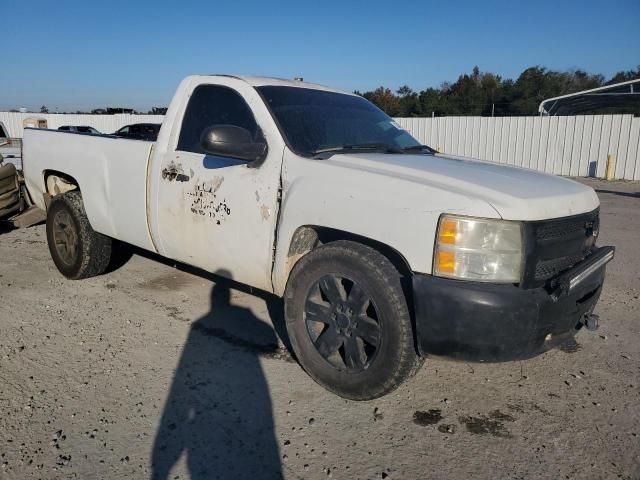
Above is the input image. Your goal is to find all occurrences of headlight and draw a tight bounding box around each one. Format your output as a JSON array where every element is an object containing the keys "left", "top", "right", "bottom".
[{"left": 433, "top": 215, "right": 523, "bottom": 283}]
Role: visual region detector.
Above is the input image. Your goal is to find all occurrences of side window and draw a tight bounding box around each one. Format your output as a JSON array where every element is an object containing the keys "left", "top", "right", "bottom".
[
  {"left": 118, "top": 126, "right": 129, "bottom": 135},
  {"left": 59, "top": 126, "right": 70, "bottom": 131},
  {"left": 177, "top": 85, "right": 259, "bottom": 154},
  {"left": 0, "top": 125, "right": 7, "bottom": 137}
]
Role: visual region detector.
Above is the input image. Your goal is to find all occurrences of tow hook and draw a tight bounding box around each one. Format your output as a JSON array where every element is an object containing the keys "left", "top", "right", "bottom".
[{"left": 580, "top": 313, "right": 600, "bottom": 331}]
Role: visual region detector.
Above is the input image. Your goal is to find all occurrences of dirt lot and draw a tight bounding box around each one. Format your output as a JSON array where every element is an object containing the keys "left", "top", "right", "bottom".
[{"left": 0, "top": 178, "right": 638, "bottom": 480}]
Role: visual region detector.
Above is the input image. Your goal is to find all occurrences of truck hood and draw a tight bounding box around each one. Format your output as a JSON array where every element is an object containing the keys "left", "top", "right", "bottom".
[{"left": 326, "top": 153, "right": 599, "bottom": 221}]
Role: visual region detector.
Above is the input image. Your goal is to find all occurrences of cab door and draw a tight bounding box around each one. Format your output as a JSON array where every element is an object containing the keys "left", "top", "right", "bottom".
[{"left": 150, "top": 79, "right": 285, "bottom": 292}]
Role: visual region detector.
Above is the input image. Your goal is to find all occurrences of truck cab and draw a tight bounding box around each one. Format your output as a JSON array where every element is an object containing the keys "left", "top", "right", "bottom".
[{"left": 22, "top": 75, "right": 614, "bottom": 400}]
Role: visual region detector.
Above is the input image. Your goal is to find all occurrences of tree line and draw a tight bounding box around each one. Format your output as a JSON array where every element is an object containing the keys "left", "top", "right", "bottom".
[
  {"left": 13, "top": 65, "right": 640, "bottom": 116},
  {"left": 356, "top": 65, "right": 640, "bottom": 117},
  {"left": 33, "top": 106, "right": 168, "bottom": 115}
]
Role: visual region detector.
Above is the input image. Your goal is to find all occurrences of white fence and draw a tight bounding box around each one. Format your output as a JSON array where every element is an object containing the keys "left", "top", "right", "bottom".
[
  {"left": 394, "top": 115, "right": 640, "bottom": 181},
  {"left": 2, "top": 111, "right": 639, "bottom": 180},
  {"left": 0, "top": 112, "right": 164, "bottom": 138}
]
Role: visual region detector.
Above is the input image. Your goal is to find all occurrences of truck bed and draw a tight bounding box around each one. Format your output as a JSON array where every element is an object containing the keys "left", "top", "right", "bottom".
[{"left": 22, "top": 129, "right": 156, "bottom": 251}]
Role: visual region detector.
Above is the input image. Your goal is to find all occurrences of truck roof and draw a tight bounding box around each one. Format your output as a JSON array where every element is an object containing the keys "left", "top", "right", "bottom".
[{"left": 197, "top": 74, "right": 355, "bottom": 96}]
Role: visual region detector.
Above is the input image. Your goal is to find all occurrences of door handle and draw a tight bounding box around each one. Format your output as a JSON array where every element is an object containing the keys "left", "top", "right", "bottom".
[
  {"left": 162, "top": 166, "right": 178, "bottom": 181},
  {"left": 162, "top": 165, "right": 189, "bottom": 182}
]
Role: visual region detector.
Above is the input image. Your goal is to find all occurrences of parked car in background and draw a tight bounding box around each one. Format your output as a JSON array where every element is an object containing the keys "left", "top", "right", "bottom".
[
  {"left": 0, "top": 153, "right": 36, "bottom": 223},
  {"left": 57, "top": 126, "right": 102, "bottom": 134},
  {"left": 0, "top": 122, "right": 10, "bottom": 145},
  {"left": 0, "top": 121, "right": 23, "bottom": 171},
  {"left": 113, "top": 123, "right": 161, "bottom": 141},
  {"left": 0, "top": 159, "right": 21, "bottom": 219}
]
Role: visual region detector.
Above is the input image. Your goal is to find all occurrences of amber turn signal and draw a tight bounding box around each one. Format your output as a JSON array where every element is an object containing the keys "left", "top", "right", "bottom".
[
  {"left": 437, "top": 218, "right": 458, "bottom": 245},
  {"left": 435, "top": 250, "right": 456, "bottom": 274}
]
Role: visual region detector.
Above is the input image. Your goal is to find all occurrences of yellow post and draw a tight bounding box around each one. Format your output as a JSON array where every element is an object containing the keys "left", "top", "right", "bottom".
[{"left": 605, "top": 154, "right": 616, "bottom": 181}]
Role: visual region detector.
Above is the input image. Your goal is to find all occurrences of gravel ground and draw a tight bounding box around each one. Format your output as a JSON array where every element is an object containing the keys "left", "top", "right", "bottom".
[{"left": 0, "top": 178, "right": 638, "bottom": 480}]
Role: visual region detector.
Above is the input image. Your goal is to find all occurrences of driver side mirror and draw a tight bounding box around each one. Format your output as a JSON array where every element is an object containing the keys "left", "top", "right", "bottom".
[{"left": 200, "top": 125, "right": 267, "bottom": 162}]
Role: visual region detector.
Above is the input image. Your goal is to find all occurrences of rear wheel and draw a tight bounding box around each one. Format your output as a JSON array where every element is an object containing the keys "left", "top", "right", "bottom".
[
  {"left": 284, "top": 241, "right": 422, "bottom": 400},
  {"left": 46, "top": 191, "right": 112, "bottom": 279}
]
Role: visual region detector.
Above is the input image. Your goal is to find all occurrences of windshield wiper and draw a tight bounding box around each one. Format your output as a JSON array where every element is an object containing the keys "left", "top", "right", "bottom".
[
  {"left": 312, "top": 143, "right": 404, "bottom": 157},
  {"left": 402, "top": 144, "right": 437, "bottom": 154}
]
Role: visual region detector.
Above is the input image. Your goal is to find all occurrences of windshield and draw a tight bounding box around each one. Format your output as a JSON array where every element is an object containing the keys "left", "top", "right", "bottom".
[{"left": 257, "top": 86, "right": 424, "bottom": 157}]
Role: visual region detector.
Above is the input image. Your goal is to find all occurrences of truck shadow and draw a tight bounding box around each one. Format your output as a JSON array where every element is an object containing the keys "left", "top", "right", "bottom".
[{"left": 151, "top": 271, "right": 284, "bottom": 480}]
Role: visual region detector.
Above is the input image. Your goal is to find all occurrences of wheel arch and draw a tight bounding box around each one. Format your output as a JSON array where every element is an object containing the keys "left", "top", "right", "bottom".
[
  {"left": 278, "top": 225, "right": 413, "bottom": 295},
  {"left": 43, "top": 170, "right": 80, "bottom": 198}
]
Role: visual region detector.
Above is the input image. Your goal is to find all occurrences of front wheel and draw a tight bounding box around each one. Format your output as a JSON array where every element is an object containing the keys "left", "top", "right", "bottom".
[{"left": 284, "top": 241, "right": 422, "bottom": 400}]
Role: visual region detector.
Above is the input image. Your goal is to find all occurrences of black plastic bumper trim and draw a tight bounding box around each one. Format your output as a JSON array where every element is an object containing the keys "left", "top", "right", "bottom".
[{"left": 412, "top": 249, "right": 611, "bottom": 362}]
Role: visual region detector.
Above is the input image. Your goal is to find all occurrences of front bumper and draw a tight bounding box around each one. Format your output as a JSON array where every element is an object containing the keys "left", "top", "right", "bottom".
[{"left": 413, "top": 246, "right": 614, "bottom": 362}]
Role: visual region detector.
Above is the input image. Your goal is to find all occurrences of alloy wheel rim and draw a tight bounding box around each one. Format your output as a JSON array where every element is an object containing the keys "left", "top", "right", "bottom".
[
  {"left": 303, "top": 274, "right": 381, "bottom": 372},
  {"left": 52, "top": 210, "right": 78, "bottom": 265}
]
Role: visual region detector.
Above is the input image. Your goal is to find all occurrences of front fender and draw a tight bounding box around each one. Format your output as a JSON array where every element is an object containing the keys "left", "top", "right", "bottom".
[{"left": 271, "top": 155, "right": 499, "bottom": 295}]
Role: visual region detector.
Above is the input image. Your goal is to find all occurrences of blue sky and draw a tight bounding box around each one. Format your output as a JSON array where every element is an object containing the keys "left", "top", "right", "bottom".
[{"left": 2, "top": 0, "right": 638, "bottom": 111}]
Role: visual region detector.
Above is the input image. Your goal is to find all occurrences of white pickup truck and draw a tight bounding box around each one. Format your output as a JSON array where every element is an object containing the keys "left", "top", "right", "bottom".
[{"left": 23, "top": 75, "right": 614, "bottom": 400}]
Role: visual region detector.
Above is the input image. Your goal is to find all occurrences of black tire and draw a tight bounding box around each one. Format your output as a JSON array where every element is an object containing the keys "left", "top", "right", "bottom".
[
  {"left": 284, "top": 240, "right": 422, "bottom": 400},
  {"left": 46, "top": 191, "right": 112, "bottom": 279}
]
